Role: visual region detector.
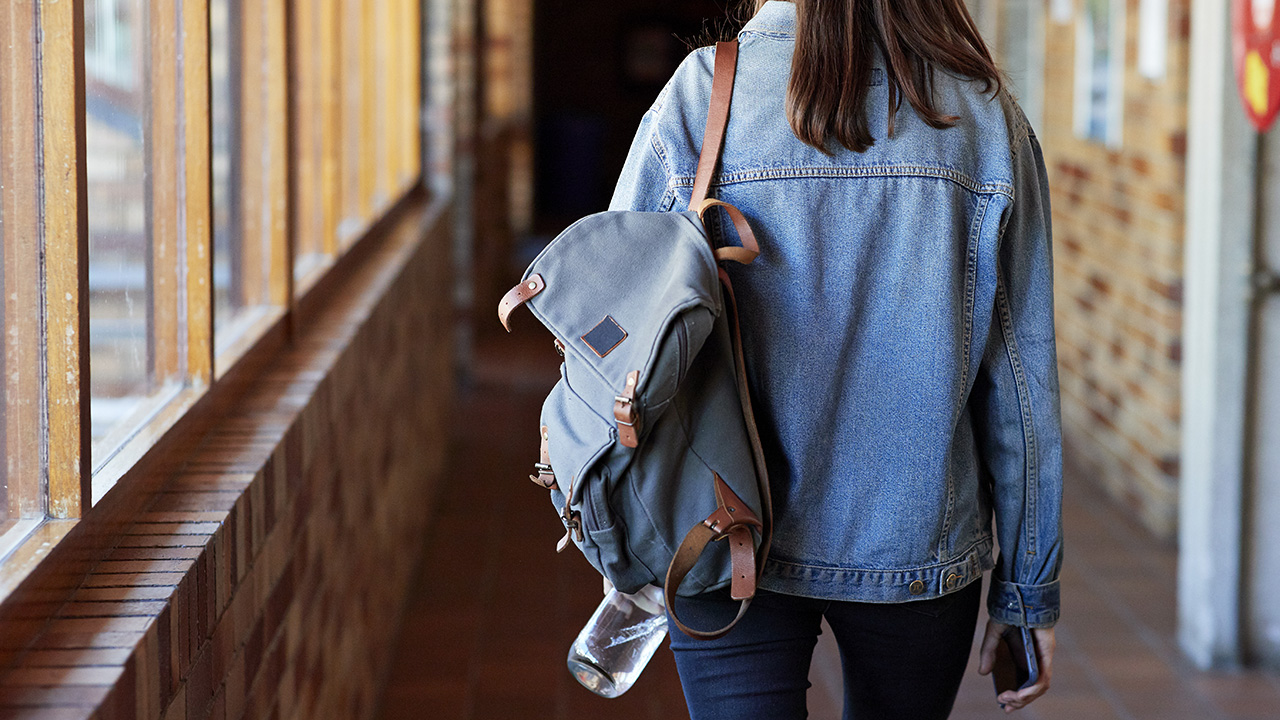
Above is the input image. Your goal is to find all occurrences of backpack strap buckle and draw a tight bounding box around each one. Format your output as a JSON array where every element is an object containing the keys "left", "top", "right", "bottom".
[
  {"left": 556, "top": 479, "right": 584, "bottom": 553},
  {"left": 613, "top": 371, "right": 641, "bottom": 448},
  {"left": 556, "top": 512, "right": 583, "bottom": 553},
  {"left": 530, "top": 426, "right": 558, "bottom": 489}
]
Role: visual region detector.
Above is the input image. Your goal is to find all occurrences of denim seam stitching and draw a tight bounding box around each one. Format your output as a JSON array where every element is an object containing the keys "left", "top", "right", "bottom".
[
  {"left": 643, "top": 129, "right": 678, "bottom": 211},
  {"left": 766, "top": 534, "right": 993, "bottom": 578},
  {"left": 993, "top": 265, "right": 1040, "bottom": 557},
  {"left": 671, "top": 165, "right": 1013, "bottom": 197},
  {"left": 739, "top": 29, "right": 794, "bottom": 41},
  {"left": 650, "top": 132, "right": 675, "bottom": 182},
  {"left": 940, "top": 194, "right": 991, "bottom": 559}
]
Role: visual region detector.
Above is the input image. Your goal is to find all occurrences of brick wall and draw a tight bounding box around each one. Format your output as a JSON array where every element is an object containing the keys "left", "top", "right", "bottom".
[
  {"left": 1033, "top": 2, "right": 1190, "bottom": 539},
  {"left": 0, "top": 199, "right": 454, "bottom": 719}
]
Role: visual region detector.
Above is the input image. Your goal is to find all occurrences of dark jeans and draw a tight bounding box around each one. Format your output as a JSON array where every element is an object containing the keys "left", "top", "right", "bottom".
[{"left": 667, "top": 579, "right": 982, "bottom": 720}]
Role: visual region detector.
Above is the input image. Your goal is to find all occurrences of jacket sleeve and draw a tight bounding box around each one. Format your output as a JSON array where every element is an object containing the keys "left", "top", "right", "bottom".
[
  {"left": 609, "top": 105, "right": 677, "bottom": 213},
  {"left": 973, "top": 126, "right": 1064, "bottom": 629}
]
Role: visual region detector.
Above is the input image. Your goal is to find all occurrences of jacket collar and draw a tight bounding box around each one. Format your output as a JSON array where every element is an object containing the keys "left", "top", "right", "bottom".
[{"left": 741, "top": 1, "right": 796, "bottom": 37}]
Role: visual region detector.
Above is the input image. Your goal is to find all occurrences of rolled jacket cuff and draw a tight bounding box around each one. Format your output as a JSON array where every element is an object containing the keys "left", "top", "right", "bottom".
[{"left": 987, "top": 577, "right": 1060, "bottom": 628}]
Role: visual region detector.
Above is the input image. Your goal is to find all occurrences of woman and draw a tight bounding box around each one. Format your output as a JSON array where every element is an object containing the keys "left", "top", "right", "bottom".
[{"left": 609, "top": 1, "right": 1062, "bottom": 718}]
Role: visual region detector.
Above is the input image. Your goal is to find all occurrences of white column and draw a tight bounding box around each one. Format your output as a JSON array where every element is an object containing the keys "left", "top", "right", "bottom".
[{"left": 1179, "top": 0, "right": 1256, "bottom": 669}]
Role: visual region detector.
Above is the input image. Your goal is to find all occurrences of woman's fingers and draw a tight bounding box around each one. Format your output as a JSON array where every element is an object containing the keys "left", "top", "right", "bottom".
[
  {"left": 977, "top": 619, "right": 1007, "bottom": 676},
  {"left": 997, "top": 675, "right": 1049, "bottom": 712},
  {"left": 998, "top": 626, "right": 1056, "bottom": 712}
]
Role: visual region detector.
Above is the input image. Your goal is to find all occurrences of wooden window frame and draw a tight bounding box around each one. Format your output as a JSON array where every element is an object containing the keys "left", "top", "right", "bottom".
[
  {"left": 0, "top": 0, "right": 425, "bottom": 597},
  {"left": 89, "top": 0, "right": 213, "bottom": 492},
  {"left": 213, "top": 0, "right": 292, "bottom": 373},
  {"left": 1, "top": 2, "right": 51, "bottom": 548}
]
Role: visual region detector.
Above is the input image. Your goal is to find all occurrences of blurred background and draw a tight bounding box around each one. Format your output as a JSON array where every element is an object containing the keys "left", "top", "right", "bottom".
[
  {"left": 5, "top": 0, "right": 1279, "bottom": 718},
  {"left": 418, "top": 0, "right": 1280, "bottom": 717}
]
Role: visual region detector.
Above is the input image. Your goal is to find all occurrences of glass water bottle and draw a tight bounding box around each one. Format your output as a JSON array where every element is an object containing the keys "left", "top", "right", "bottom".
[{"left": 567, "top": 584, "right": 668, "bottom": 698}]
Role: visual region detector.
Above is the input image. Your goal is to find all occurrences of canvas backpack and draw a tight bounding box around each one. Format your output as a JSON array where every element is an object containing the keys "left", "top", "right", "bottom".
[{"left": 497, "top": 41, "right": 769, "bottom": 639}]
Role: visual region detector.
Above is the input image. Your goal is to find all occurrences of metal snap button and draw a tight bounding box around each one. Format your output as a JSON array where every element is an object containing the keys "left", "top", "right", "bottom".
[
  {"left": 945, "top": 573, "right": 959, "bottom": 590},
  {"left": 909, "top": 580, "right": 925, "bottom": 595}
]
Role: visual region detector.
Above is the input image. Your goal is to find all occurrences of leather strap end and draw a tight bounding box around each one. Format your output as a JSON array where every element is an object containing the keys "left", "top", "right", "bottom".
[
  {"left": 664, "top": 521, "right": 752, "bottom": 640},
  {"left": 498, "top": 274, "right": 545, "bottom": 331},
  {"left": 714, "top": 246, "right": 759, "bottom": 264},
  {"left": 727, "top": 526, "right": 756, "bottom": 601},
  {"left": 698, "top": 199, "right": 761, "bottom": 265},
  {"left": 613, "top": 370, "right": 641, "bottom": 448}
]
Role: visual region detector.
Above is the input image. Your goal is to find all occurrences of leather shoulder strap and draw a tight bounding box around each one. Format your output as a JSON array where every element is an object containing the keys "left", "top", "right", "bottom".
[
  {"left": 663, "top": 269, "right": 773, "bottom": 641},
  {"left": 688, "top": 41, "right": 739, "bottom": 211}
]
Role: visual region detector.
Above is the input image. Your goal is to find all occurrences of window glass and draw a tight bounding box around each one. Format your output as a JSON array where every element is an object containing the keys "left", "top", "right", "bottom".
[
  {"left": 1001, "top": 0, "right": 1044, "bottom": 132},
  {"left": 1075, "top": 0, "right": 1125, "bottom": 147},
  {"left": 212, "top": 0, "right": 283, "bottom": 351},
  {"left": 85, "top": 0, "right": 183, "bottom": 468},
  {"left": 211, "top": 0, "right": 239, "bottom": 336},
  {"left": 339, "top": 0, "right": 367, "bottom": 245},
  {"left": 964, "top": 0, "right": 997, "bottom": 44},
  {"left": 291, "top": 0, "right": 332, "bottom": 283}
]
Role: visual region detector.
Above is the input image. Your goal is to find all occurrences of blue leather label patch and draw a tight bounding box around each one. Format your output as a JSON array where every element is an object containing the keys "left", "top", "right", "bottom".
[{"left": 581, "top": 316, "right": 627, "bottom": 358}]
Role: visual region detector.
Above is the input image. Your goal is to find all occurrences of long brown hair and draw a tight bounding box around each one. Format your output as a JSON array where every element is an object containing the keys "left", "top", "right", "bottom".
[{"left": 755, "top": 0, "right": 1001, "bottom": 153}]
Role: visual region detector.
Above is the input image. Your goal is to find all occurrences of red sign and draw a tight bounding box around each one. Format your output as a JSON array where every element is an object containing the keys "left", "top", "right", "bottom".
[{"left": 1235, "top": 0, "right": 1280, "bottom": 131}]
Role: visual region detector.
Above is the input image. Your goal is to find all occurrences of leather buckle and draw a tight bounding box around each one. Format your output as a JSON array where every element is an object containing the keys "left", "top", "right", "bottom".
[
  {"left": 613, "top": 396, "right": 636, "bottom": 426},
  {"left": 530, "top": 463, "right": 557, "bottom": 490},
  {"left": 613, "top": 371, "right": 641, "bottom": 448},
  {"left": 557, "top": 510, "right": 583, "bottom": 553}
]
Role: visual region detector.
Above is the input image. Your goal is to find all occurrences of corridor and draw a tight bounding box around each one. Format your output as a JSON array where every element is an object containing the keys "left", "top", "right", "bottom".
[
  {"left": 5, "top": 1, "right": 1280, "bottom": 717},
  {"left": 374, "top": 327, "right": 1280, "bottom": 720}
]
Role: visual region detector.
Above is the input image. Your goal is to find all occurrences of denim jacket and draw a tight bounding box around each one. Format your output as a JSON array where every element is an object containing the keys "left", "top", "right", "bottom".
[{"left": 609, "top": 1, "right": 1062, "bottom": 628}]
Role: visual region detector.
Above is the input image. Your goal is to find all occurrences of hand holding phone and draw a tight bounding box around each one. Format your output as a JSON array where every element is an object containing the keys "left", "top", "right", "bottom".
[
  {"left": 978, "top": 621, "right": 1055, "bottom": 713},
  {"left": 992, "top": 626, "right": 1039, "bottom": 702}
]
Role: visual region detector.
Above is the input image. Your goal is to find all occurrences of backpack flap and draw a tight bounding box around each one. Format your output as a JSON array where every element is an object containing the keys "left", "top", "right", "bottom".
[{"left": 517, "top": 210, "right": 723, "bottom": 432}]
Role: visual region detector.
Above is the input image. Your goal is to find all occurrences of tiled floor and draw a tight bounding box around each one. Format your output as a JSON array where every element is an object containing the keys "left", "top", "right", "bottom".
[{"left": 376, "top": 328, "right": 1280, "bottom": 720}]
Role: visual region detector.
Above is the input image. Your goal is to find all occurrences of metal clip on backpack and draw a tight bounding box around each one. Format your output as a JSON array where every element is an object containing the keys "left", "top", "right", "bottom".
[{"left": 498, "top": 41, "right": 769, "bottom": 640}]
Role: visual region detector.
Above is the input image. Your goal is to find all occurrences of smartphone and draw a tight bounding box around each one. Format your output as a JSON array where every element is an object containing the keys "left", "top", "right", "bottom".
[{"left": 992, "top": 625, "right": 1039, "bottom": 704}]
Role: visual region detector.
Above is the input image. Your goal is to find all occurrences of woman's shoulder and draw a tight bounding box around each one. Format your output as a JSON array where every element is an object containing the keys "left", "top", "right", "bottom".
[{"left": 646, "top": 45, "right": 717, "bottom": 118}]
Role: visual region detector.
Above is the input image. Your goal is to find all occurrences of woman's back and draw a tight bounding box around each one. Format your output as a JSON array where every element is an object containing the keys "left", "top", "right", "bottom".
[
  {"left": 611, "top": 0, "right": 1060, "bottom": 610},
  {"left": 610, "top": 2, "right": 1063, "bottom": 716}
]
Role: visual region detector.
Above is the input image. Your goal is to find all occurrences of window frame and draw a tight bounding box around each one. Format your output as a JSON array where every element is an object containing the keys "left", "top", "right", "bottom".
[
  {"left": 1, "top": 1, "right": 50, "bottom": 550},
  {"left": 1000, "top": 0, "right": 1046, "bottom": 133},
  {"left": 0, "top": 0, "right": 425, "bottom": 595},
  {"left": 1073, "top": 0, "right": 1127, "bottom": 148},
  {"left": 87, "top": 0, "right": 212, "bottom": 490}
]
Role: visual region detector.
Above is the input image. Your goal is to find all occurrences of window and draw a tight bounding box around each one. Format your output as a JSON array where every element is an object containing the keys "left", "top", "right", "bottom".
[
  {"left": 1001, "top": 0, "right": 1045, "bottom": 132},
  {"left": 1, "top": 0, "right": 91, "bottom": 531},
  {"left": 212, "top": 0, "right": 290, "bottom": 356},
  {"left": 85, "top": 0, "right": 189, "bottom": 469},
  {"left": 965, "top": 0, "right": 998, "bottom": 46},
  {"left": 1075, "top": 0, "right": 1126, "bottom": 147},
  {"left": 1, "top": 2, "right": 45, "bottom": 549},
  {"left": 0, "top": 0, "right": 422, "bottom": 575},
  {"left": 1137, "top": 0, "right": 1168, "bottom": 81},
  {"left": 291, "top": 0, "right": 342, "bottom": 287}
]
